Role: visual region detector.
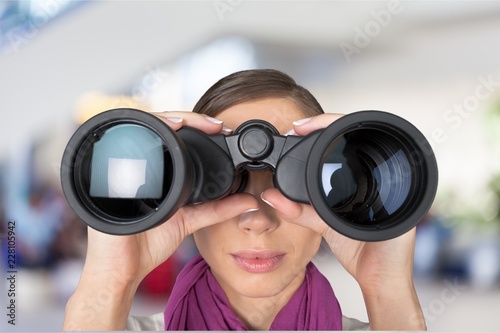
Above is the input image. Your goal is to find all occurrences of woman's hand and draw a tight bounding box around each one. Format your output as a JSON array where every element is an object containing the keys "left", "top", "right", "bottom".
[
  {"left": 84, "top": 112, "right": 256, "bottom": 285},
  {"left": 63, "top": 112, "right": 259, "bottom": 331},
  {"left": 261, "top": 113, "right": 426, "bottom": 330}
]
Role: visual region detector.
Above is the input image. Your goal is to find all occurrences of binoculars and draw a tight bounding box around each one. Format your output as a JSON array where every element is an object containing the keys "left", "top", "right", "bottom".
[{"left": 61, "top": 108, "right": 438, "bottom": 241}]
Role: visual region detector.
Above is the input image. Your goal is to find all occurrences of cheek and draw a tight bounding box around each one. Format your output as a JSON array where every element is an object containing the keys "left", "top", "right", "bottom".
[
  {"left": 290, "top": 228, "right": 323, "bottom": 259},
  {"left": 193, "top": 227, "right": 216, "bottom": 257},
  {"left": 193, "top": 222, "right": 233, "bottom": 258}
]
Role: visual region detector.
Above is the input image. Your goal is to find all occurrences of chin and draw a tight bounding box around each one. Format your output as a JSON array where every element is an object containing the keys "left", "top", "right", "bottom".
[
  {"left": 237, "top": 278, "right": 286, "bottom": 298},
  {"left": 235, "top": 268, "right": 301, "bottom": 298}
]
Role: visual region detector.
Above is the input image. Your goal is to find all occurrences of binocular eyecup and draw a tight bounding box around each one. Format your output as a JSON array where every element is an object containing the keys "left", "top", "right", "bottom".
[{"left": 60, "top": 108, "right": 438, "bottom": 241}]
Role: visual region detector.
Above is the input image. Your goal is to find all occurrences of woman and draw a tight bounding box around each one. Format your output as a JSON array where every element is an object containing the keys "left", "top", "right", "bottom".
[{"left": 63, "top": 69, "right": 426, "bottom": 330}]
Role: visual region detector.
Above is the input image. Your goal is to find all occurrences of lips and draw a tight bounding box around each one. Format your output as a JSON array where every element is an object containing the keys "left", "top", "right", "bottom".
[{"left": 231, "top": 250, "right": 286, "bottom": 273}]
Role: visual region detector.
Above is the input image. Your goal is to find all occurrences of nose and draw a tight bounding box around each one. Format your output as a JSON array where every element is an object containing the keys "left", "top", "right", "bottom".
[{"left": 238, "top": 171, "right": 279, "bottom": 234}]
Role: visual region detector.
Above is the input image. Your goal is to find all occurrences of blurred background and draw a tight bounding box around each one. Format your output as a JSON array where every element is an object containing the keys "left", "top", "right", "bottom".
[{"left": 1, "top": 0, "right": 500, "bottom": 331}]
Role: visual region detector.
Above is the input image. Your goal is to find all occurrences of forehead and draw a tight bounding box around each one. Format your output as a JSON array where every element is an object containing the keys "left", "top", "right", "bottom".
[{"left": 216, "top": 98, "right": 305, "bottom": 134}]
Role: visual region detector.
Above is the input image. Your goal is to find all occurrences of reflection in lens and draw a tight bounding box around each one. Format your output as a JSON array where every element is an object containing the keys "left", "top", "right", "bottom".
[
  {"left": 320, "top": 129, "right": 415, "bottom": 227},
  {"left": 75, "top": 124, "right": 173, "bottom": 221},
  {"left": 372, "top": 149, "right": 411, "bottom": 215}
]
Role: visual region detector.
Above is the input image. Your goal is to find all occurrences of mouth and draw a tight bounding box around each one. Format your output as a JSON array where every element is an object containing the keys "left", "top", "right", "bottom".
[{"left": 231, "top": 250, "right": 286, "bottom": 273}]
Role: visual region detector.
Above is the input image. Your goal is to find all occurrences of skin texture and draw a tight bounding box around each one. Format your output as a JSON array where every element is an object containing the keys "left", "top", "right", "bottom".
[{"left": 63, "top": 98, "right": 426, "bottom": 331}]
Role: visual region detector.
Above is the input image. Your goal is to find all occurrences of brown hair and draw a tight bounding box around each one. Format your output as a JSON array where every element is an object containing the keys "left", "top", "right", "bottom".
[{"left": 192, "top": 69, "right": 324, "bottom": 117}]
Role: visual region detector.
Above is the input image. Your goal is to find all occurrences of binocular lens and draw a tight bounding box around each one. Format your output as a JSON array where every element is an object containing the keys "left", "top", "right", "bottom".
[
  {"left": 320, "top": 129, "right": 413, "bottom": 226},
  {"left": 74, "top": 123, "right": 173, "bottom": 221},
  {"left": 61, "top": 110, "right": 196, "bottom": 234},
  {"left": 304, "top": 111, "right": 437, "bottom": 241}
]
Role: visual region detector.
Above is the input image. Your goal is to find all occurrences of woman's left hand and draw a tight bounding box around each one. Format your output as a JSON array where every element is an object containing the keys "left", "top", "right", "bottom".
[{"left": 261, "top": 113, "right": 427, "bottom": 330}]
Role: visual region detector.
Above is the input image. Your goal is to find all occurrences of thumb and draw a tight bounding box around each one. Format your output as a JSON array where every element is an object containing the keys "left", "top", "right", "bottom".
[
  {"left": 292, "top": 113, "right": 344, "bottom": 136},
  {"left": 178, "top": 193, "right": 260, "bottom": 234},
  {"left": 260, "top": 188, "right": 329, "bottom": 236}
]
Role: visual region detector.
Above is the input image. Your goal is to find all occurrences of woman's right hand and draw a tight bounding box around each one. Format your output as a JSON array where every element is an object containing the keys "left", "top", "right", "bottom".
[{"left": 63, "top": 112, "right": 259, "bottom": 331}]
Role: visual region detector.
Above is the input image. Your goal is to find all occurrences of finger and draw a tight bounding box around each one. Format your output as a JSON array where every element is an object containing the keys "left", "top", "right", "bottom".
[
  {"left": 153, "top": 111, "right": 227, "bottom": 134},
  {"left": 292, "top": 113, "right": 344, "bottom": 136},
  {"left": 260, "top": 188, "right": 329, "bottom": 236},
  {"left": 178, "top": 193, "right": 259, "bottom": 234},
  {"left": 155, "top": 114, "right": 184, "bottom": 131},
  {"left": 220, "top": 125, "right": 234, "bottom": 135}
]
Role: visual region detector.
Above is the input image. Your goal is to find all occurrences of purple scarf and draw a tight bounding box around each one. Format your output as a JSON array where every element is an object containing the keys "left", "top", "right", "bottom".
[{"left": 164, "top": 254, "right": 342, "bottom": 330}]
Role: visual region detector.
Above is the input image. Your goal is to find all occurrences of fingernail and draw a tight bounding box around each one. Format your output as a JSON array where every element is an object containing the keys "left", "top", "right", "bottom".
[
  {"left": 260, "top": 193, "right": 275, "bottom": 209},
  {"left": 166, "top": 117, "right": 183, "bottom": 123},
  {"left": 204, "top": 116, "right": 223, "bottom": 124},
  {"left": 293, "top": 118, "right": 311, "bottom": 126},
  {"left": 243, "top": 207, "right": 259, "bottom": 213},
  {"left": 284, "top": 128, "right": 297, "bottom": 136},
  {"left": 222, "top": 125, "right": 233, "bottom": 134}
]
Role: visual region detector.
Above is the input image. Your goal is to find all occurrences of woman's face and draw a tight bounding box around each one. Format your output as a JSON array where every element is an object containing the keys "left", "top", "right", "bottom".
[{"left": 193, "top": 97, "right": 322, "bottom": 300}]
